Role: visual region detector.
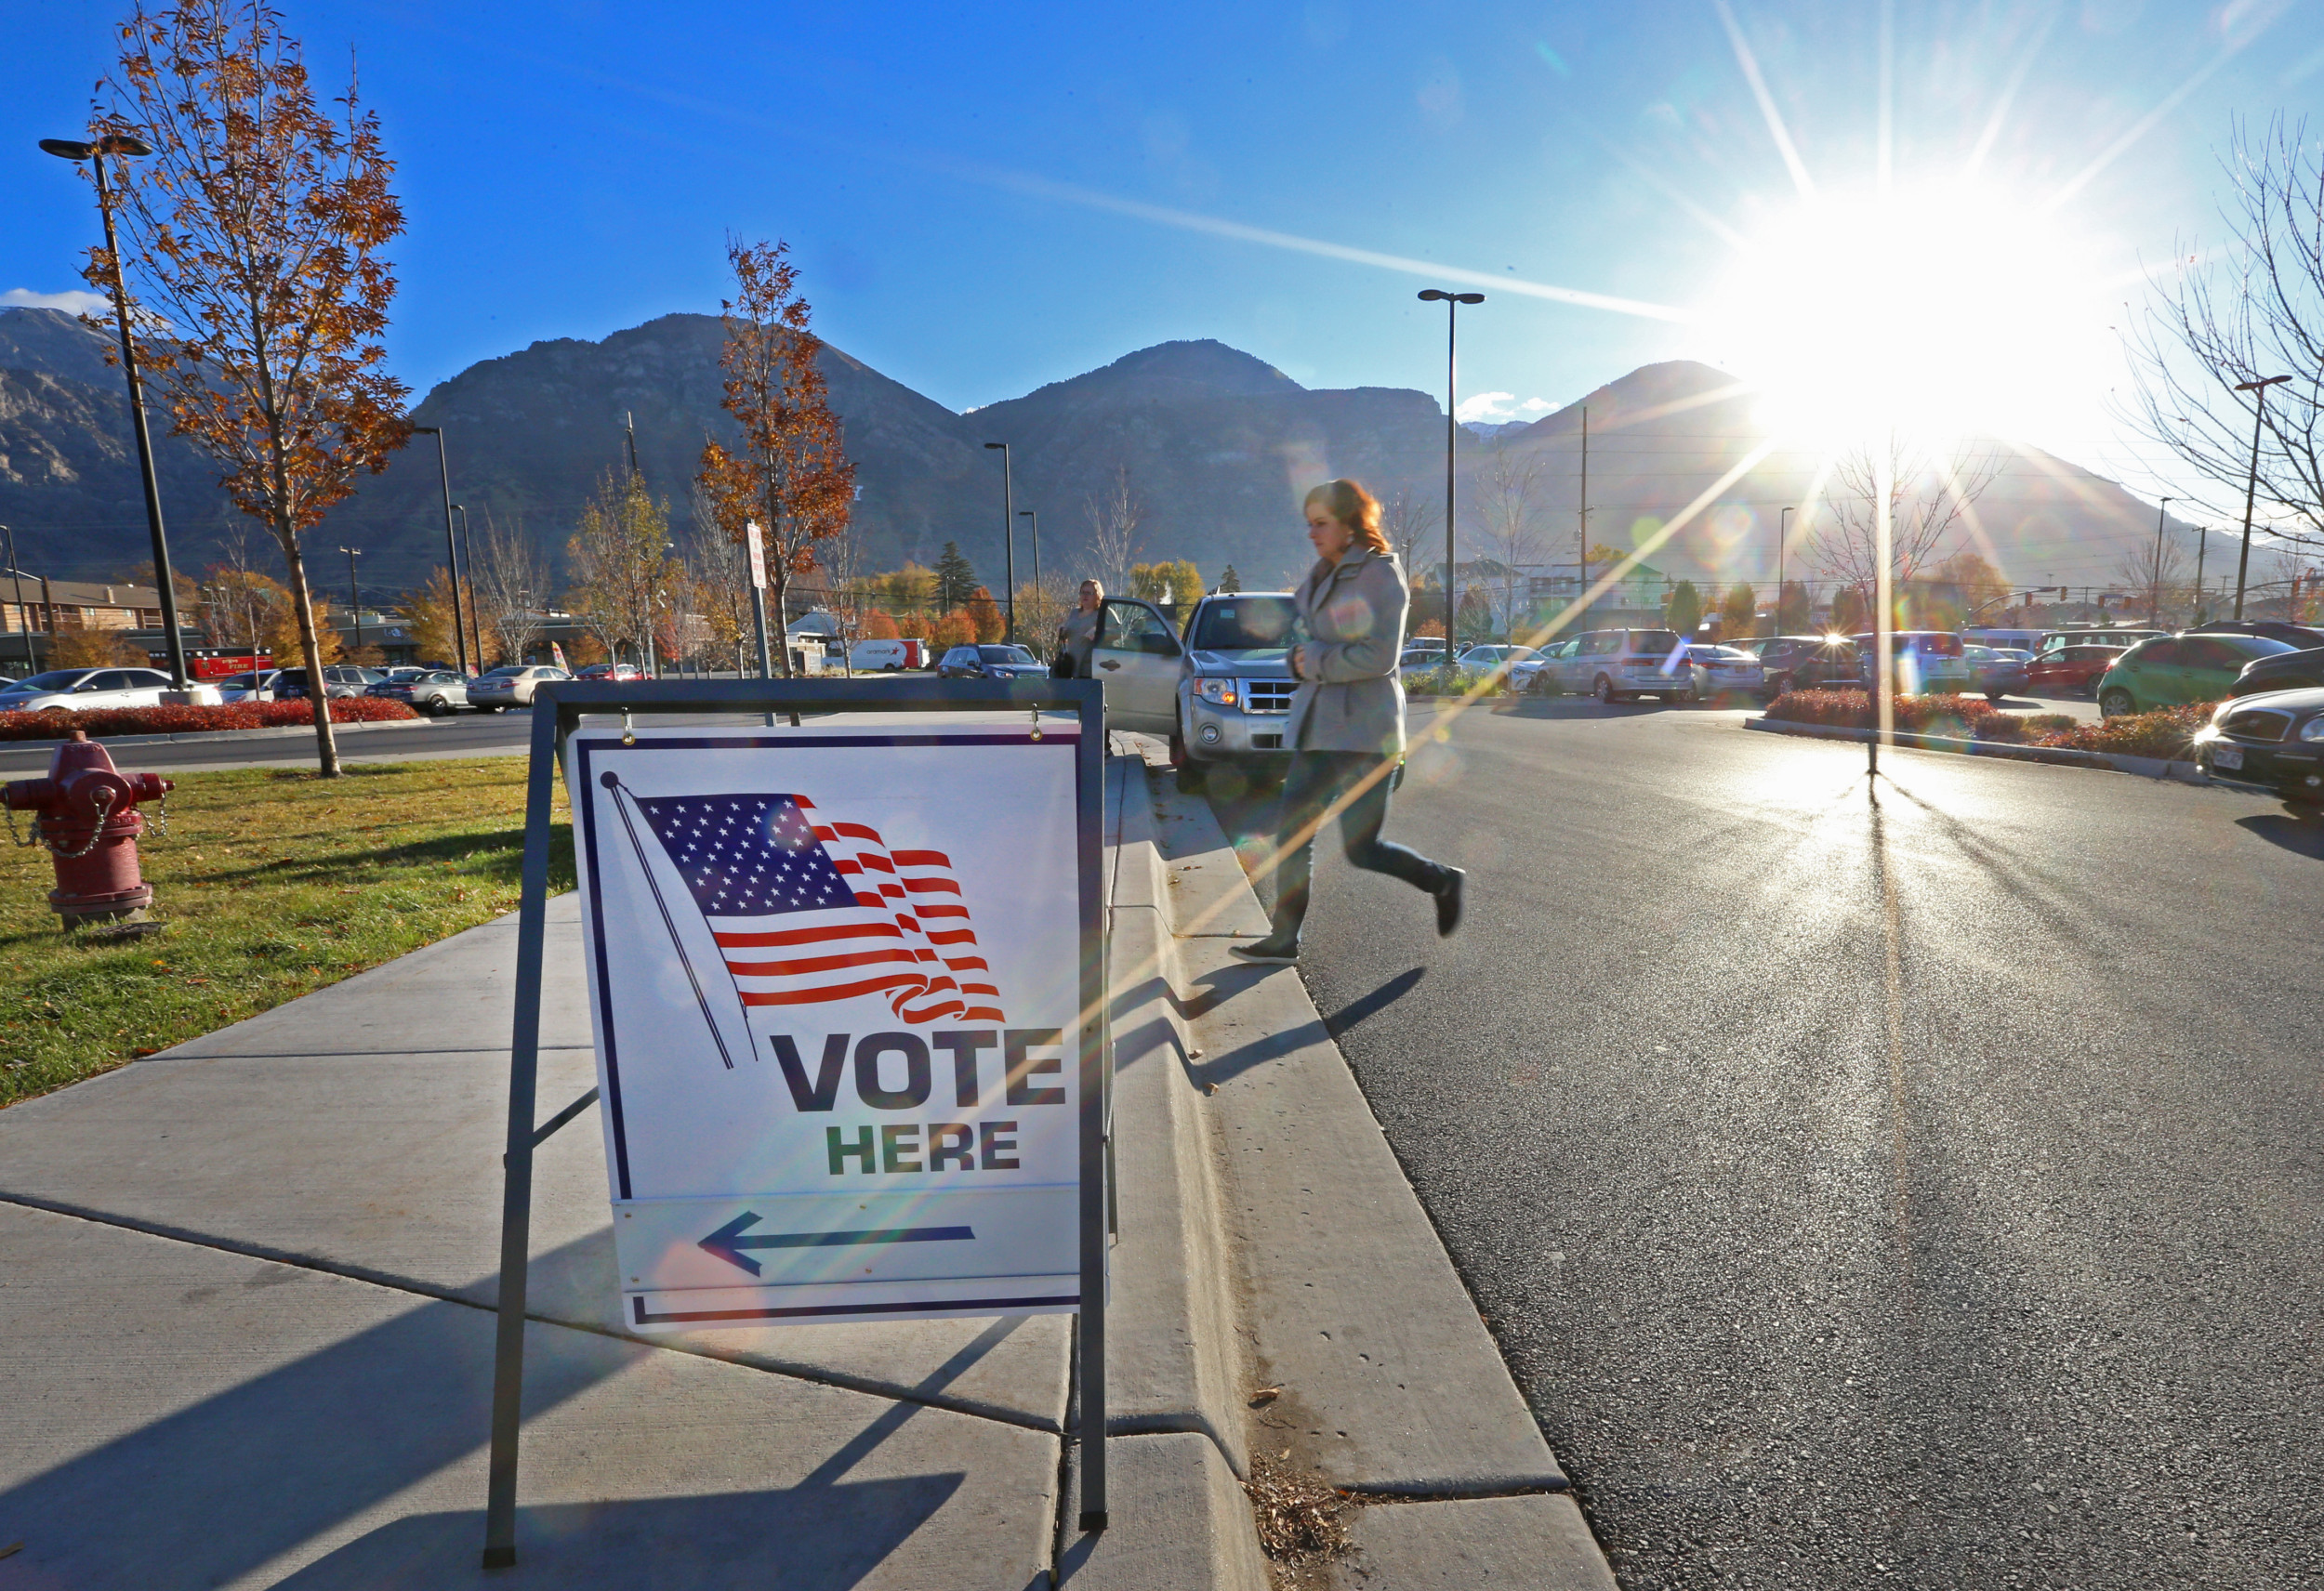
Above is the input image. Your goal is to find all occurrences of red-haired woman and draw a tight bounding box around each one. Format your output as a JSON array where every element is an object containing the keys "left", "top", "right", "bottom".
[{"left": 1230, "top": 479, "right": 1463, "bottom": 964}]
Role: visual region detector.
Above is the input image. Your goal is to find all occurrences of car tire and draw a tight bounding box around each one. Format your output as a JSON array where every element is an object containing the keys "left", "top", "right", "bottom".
[
  {"left": 1594, "top": 675, "right": 1617, "bottom": 704},
  {"left": 423, "top": 696, "right": 451, "bottom": 717},
  {"left": 1986, "top": 690, "right": 2004, "bottom": 703},
  {"left": 1768, "top": 672, "right": 1794, "bottom": 697},
  {"left": 2099, "top": 688, "right": 2135, "bottom": 718}
]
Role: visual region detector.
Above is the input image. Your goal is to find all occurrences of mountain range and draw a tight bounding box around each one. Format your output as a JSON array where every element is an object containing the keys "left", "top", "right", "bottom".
[{"left": 0, "top": 303, "right": 2206, "bottom": 605}]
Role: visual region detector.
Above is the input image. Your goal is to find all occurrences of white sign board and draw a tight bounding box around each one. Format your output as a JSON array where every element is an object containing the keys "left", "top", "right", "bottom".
[
  {"left": 745, "top": 520, "right": 768, "bottom": 591},
  {"left": 569, "top": 725, "right": 1087, "bottom": 1331}
]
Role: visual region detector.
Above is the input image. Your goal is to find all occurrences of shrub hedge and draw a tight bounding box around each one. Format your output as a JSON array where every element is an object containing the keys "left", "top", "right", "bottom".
[
  {"left": 1763, "top": 689, "right": 2216, "bottom": 760},
  {"left": 0, "top": 697, "right": 418, "bottom": 743}
]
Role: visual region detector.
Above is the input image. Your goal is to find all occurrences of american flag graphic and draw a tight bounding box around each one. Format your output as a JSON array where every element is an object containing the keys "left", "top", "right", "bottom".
[{"left": 629, "top": 791, "right": 1004, "bottom": 1025}]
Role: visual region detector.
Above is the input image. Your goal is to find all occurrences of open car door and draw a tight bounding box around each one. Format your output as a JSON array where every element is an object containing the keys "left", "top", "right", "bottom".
[{"left": 1090, "top": 598, "right": 1183, "bottom": 734}]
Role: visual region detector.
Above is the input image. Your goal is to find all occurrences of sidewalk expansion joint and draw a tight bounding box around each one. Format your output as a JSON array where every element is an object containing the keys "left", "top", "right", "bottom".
[{"left": 0, "top": 1190, "right": 1062, "bottom": 1436}]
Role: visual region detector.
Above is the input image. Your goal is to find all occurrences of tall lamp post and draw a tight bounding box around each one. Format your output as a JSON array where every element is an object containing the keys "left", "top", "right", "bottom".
[
  {"left": 453, "top": 504, "right": 484, "bottom": 666},
  {"left": 2192, "top": 525, "right": 2211, "bottom": 624},
  {"left": 40, "top": 133, "right": 191, "bottom": 692},
  {"left": 1, "top": 525, "right": 33, "bottom": 677},
  {"left": 983, "top": 442, "right": 1017, "bottom": 642},
  {"left": 1418, "top": 290, "right": 1486, "bottom": 651},
  {"left": 2148, "top": 497, "right": 2172, "bottom": 628},
  {"left": 409, "top": 427, "right": 470, "bottom": 675},
  {"left": 337, "top": 546, "right": 363, "bottom": 655},
  {"left": 1774, "top": 506, "right": 1792, "bottom": 638},
  {"left": 2231, "top": 375, "right": 2291, "bottom": 621}
]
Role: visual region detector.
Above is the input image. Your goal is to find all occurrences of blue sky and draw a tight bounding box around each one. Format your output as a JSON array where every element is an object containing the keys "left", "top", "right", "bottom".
[{"left": 7, "top": 1, "right": 2321, "bottom": 494}]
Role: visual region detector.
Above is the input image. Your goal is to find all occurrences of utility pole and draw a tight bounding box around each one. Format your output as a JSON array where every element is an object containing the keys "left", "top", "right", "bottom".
[
  {"left": 2232, "top": 374, "right": 2291, "bottom": 620},
  {"left": 1, "top": 525, "right": 32, "bottom": 677},
  {"left": 1775, "top": 506, "right": 1791, "bottom": 638},
  {"left": 454, "top": 505, "right": 484, "bottom": 666},
  {"left": 626, "top": 412, "right": 642, "bottom": 480},
  {"left": 1578, "top": 406, "right": 1591, "bottom": 624},
  {"left": 411, "top": 427, "right": 470, "bottom": 676},
  {"left": 2192, "top": 527, "right": 2210, "bottom": 624},
  {"left": 2149, "top": 497, "right": 2172, "bottom": 628},
  {"left": 337, "top": 546, "right": 363, "bottom": 654}
]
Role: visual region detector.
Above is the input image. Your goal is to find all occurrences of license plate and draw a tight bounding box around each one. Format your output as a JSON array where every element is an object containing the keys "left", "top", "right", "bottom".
[{"left": 2212, "top": 743, "right": 2244, "bottom": 769}]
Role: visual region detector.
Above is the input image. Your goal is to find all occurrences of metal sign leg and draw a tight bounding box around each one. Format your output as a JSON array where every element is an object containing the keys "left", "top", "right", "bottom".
[
  {"left": 482, "top": 704, "right": 563, "bottom": 1570},
  {"left": 1077, "top": 694, "right": 1109, "bottom": 1532}
]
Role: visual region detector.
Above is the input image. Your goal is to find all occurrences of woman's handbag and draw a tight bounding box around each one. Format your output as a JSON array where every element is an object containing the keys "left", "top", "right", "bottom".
[{"left": 1050, "top": 652, "right": 1076, "bottom": 679}]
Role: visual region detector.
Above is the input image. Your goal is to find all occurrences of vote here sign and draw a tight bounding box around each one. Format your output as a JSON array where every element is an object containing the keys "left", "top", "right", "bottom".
[{"left": 568, "top": 725, "right": 1088, "bottom": 1332}]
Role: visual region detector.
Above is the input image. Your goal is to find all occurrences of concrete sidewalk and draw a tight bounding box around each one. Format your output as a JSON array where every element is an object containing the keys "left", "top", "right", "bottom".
[{"left": 0, "top": 747, "right": 1618, "bottom": 1588}]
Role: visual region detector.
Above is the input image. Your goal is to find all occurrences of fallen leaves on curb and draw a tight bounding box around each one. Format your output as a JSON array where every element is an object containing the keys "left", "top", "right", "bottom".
[
  {"left": 1249, "top": 1386, "right": 1282, "bottom": 1405},
  {"left": 1242, "top": 1457, "right": 1354, "bottom": 1576}
]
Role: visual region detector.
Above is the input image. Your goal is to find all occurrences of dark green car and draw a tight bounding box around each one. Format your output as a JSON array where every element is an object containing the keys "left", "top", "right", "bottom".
[{"left": 2095, "top": 633, "right": 2296, "bottom": 716}]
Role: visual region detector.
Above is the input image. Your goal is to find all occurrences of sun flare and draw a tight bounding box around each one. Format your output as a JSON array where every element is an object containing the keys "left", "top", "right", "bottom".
[{"left": 1702, "top": 180, "right": 2114, "bottom": 451}]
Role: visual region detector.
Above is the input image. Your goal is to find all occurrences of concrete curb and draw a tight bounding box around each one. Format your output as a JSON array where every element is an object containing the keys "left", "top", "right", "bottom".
[{"left": 1742, "top": 714, "right": 2212, "bottom": 782}]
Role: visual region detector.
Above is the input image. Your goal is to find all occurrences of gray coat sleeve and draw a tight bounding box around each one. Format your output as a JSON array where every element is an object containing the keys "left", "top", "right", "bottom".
[{"left": 1305, "top": 556, "right": 1408, "bottom": 683}]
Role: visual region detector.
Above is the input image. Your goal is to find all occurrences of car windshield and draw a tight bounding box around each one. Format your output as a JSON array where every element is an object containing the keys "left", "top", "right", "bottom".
[
  {"left": 1192, "top": 597, "right": 1297, "bottom": 651},
  {"left": 978, "top": 646, "right": 1037, "bottom": 664},
  {"left": 2230, "top": 636, "right": 2297, "bottom": 658},
  {"left": 6, "top": 671, "right": 94, "bottom": 692}
]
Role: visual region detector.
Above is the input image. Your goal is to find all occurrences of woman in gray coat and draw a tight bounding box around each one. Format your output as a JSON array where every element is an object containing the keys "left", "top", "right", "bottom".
[{"left": 1231, "top": 479, "right": 1463, "bottom": 964}]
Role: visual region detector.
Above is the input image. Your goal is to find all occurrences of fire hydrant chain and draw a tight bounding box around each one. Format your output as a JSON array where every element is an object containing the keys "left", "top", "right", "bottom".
[{"left": 45, "top": 788, "right": 118, "bottom": 860}]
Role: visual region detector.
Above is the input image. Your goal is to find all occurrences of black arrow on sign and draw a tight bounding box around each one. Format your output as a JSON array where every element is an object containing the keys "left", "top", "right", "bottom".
[{"left": 698, "top": 1212, "right": 977, "bottom": 1276}]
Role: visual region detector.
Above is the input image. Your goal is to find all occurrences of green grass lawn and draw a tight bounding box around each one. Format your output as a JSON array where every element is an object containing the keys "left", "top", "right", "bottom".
[{"left": 0, "top": 756, "right": 573, "bottom": 1108}]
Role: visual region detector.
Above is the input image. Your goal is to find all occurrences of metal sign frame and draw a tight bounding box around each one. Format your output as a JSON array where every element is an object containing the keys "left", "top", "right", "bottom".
[{"left": 481, "top": 676, "right": 1111, "bottom": 1570}]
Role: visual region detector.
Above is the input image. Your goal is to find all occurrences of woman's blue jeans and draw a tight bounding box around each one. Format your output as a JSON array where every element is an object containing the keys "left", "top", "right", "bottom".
[{"left": 1267, "top": 751, "right": 1447, "bottom": 941}]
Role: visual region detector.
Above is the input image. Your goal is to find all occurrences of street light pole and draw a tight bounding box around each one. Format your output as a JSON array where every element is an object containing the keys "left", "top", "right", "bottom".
[
  {"left": 454, "top": 504, "right": 483, "bottom": 665},
  {"left": 2192, "top": 525, "right": 2210, "bottom": 624},
  {"left": 1, "top": 525, "right": 33, "bottom": 677},
  {"left": 984, "top": 442, "right": 1017, "bottom": 642},
  {"left": 410, "top": 427, "right": 471, "bottom": 675},
  {"left": 337, "top": 546, "right": 363, "bottom": 655},
  {"left": 1419, "top": 290, "right": 1486, "bottom": 651},
  {"left": 41, "top": 133, "right": 190, "bottom": 692},
  {"left": 2149, "top": 497, "right": 2172, "bottom": 628},
  {"left": 1776, "top": 506, "right": 1792, "bottom": 638},
  {"left": 2232, "top": 375, "right": 2291, "bottom": 621}
]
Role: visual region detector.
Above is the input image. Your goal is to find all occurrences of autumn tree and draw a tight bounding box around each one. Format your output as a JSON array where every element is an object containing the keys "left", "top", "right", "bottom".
[
  {"left": 51, "top": 631, "right": 152, "bottom": 668},
  {"left": 964, "top": 586, "right": 1006, "bottom": 644},
  {"left": 1129, "top": 560, "right": 1204, "bottom": 608},
  {"left": 89, "top": 1, "right": 411, "bottom": 775},
  {"left": 401, "top": 567, "right": 478, "bottom": 667},
  {"left": 1666, "top": 580, "right": 1704, "bottom": 634},
  {"left": 1776, "top": 580, "right": 1814, "bottom": 633},
  {"left": 1380, "top": 484, "right": 1437, "bottom": 577},
  {"left": 1720, "top": 583, "right": 1757, "bottom": 634},
  {"left": 697, "top": 237, "right": 854, "bottom": 677},
  {"left": 1014, "top": 580, "right": 1067, "bottom": 657},
  {"left": 682, "top": 491, "right": 757, "bottom": 672},
  {"left": 566, "top": 468, "right": 677, "bottom": 666},
  {"left": 1829, "top": 585, "right": 1870, "bottom": 634},
  {"left": 1216, "top": 565, "right": 1243, "bottom": 593},
  {"left": 198, "top": 528, "right": 287, "bottom": 665}
]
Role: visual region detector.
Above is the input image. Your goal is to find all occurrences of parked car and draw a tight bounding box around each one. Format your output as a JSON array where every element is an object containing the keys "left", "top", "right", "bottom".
[
  {"left": 1753, "top": 635, "right": 1861, "bottom": 696},
  {"left": 849, "top": 638, "right": 930, "bottom": 672},
  {"left": 1449, "top": 643, "right": 1538, "bottom": 689},
  {"left": 935, "top": 644, "right": 1043, "bottom": 680},
  {"left": 2035, "top": 627, "right": 2162, "bottom": 657},
  {"left": 2229, "top": 645, "right": 2324, "bottom": 698},
  {"left": 1850, "top": 631, "right": 1974, "bottom": 693},
  {"left": 1556, "top": 628, "right": 1690, "bottom": 703},
  {"left": 1682, "top": 644, "right": 1765, "bottom": 701},
  {"left": 0, "top": 666, "right": 178, "bottom": 713},
  {"left": 575, "top": 663, "right": 649, "bottom": 682},
  {"left": 2192, "top": 687, "right": 2324, "bottom": 806},
  {"left": 1512, "top": 643, "right": 1568, "bottom": 693},
  {"left": 273, "top": 664, "right": 390, "bottom": 700},
  {"left": 2023, "top": 644, "right": 2123, "bottom": 698},
  {"left": 368, "top": 667, "right": 471, "bottom": 717},
  {"left": 466, "top": 664, "right": 573, "bottom": 711},
  {"left": 213, "top": 667, "right": 284, "bottom": 703},
  {"left": 1173, "top": 591, "right": 1298, "bottom": 786},
  {"left": 2187, "top": 619, "right": 2324, "bottom": 651},
  {"left": 2095, "top": 632, "right": 2297, "bottom": 716},
  {"left": 1961, "top": 644, "right": 2031, "bottom": 702}
]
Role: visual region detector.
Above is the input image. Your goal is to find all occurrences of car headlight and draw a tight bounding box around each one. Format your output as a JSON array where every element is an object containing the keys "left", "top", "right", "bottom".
[
  {"left": 1196, "top": 677, "right": 1238, "bottom": 706},
  {"left": 2301, "top": 717, "right": 2324, "bottom": 743}
]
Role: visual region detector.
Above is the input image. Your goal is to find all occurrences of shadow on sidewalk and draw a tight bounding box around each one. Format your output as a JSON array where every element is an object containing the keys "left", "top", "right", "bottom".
[{"left": 0, "top": 1230, "right": 1008, "bottom": 1589}]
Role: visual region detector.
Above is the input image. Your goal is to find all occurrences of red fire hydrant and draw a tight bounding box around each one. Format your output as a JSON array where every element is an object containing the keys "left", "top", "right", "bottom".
[{"left": 4, "top": 730, "right": 174, "bottom": 929}]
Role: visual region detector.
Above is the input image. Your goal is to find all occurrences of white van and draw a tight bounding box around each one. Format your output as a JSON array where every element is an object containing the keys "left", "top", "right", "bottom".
[{"left": 848, "top": 638, "right": 929, "bottom": 672}]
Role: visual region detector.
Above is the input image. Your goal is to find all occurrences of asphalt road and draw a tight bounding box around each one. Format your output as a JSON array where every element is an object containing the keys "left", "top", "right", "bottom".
[
  {"left": 0, "top": 712, "right": 534, "bottom": 777},
  {"left": 1204, "top": 696, "right": 2321, "bottom": 1591}
]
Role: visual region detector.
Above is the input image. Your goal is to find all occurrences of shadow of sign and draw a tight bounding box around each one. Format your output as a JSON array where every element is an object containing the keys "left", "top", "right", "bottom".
[
  {"left": 0, "top": 1229, "right": 1000, "bottom": 1588},
  {"left": 270, "top": 1479, "right": 965, "bottom": 1589}
]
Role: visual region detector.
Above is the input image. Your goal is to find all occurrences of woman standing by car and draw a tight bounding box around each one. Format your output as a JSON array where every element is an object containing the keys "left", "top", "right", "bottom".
[
  {"left": 1231, "top": 480, "right": 1463, "bottom": 964},
  {"left": 1055, "top": 579, "right": 1103, "bottom": 677}
]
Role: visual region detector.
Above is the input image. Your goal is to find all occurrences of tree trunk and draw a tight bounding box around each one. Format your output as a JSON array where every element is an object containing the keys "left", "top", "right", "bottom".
[
  {"left": 772, "top": 564, "right": 794, "bottom": 677},
  {"left": 280, "top": 534, "right": 341, "bottom": 777}
]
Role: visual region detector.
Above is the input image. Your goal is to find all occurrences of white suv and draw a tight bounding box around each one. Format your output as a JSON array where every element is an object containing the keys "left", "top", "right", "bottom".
[{"left": 1561, "top": 629, "right": 1692, "bottom": 703}]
